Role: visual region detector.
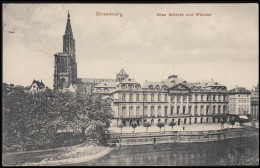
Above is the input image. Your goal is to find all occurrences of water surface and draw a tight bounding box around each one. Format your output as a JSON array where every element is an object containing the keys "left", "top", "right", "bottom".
[{"left": 70, "top": 136, "right": 259, "bottom": 166}]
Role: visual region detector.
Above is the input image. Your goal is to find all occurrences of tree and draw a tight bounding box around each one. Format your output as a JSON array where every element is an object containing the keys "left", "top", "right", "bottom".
[
  {"left": 131, "top": 121, "right": 138, "bottom": 134},
  {"left": 238, "top": 119, "right": 244, "bottom": 127},
  {"left": 157, "top": 122, "right": 165, "bottom": 132},
  {"left": 230, "top": 119, "right": 236, "bottom": 128},
  {"left": 168, "top": 121, "right": 176, "bottom": 130},
  {"left": 3, "top": 86, "right": 114, "bottom": 151},
  {"left": 143, "top": 121, "right": 151, "bottom": 132},
  {"left": 119, "top": 122, "right": 124, "bottom": 134},
  {"left": 221, "top": 117, "right": 227, "bottom": 129}
]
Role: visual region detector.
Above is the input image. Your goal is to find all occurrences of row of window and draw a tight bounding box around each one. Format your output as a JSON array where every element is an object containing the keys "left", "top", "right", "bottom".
[
  {"left": 119, "top": 105, "right": 226, "bottom": 117},
  {"left": 121, "top": 93, "right": 227, "bottom": 102}
]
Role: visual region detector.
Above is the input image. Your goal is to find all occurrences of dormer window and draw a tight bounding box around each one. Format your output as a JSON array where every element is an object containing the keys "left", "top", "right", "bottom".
[
  {"left": 149, "top": 85, "right": 153, "bottom": 89},
  {"left": 104, "top": 83, "right": 107, "bottom": 86}
]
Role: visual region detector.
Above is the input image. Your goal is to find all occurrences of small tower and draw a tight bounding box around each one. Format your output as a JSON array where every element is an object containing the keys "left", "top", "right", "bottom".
[
  {"left": 53, "top": 11, "right": 77, "bottom": 90},
  {"left": 116, "top": 68, "right": 129, "bottom": 82}
]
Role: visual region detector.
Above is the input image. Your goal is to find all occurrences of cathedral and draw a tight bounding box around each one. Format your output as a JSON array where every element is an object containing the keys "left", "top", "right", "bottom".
[
  {"left": 53, "top": 11, "right": 118, "bottom": 94},
  {"left": 54, "top": 12, "right": 229, "bottom": 127}
]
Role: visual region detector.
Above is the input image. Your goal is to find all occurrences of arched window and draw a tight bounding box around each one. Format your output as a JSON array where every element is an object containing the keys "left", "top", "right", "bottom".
[
  {"left": 158, "top": 106, "right": 162, "bottom": 117},
  {"left": 218, "top": 106, "right": 221, "bottom": 114},
  {"left": 136, "top": 107, "right": 140, "bottom": 117},
  {"left": 206, "top": 106, "right": 209, "bottom": 115},
  {"left": 213, "top": 105, "right": 216, "bottom": 114},
  {"left": 129, "top": 107, "right": 133, "bottom": 117},
  {"left": 151, "top": 106, "right": 155, "bottom": 117},
  {"left": 136, "top": 94, "right": 139, "bottom": 101},
  {"left": 164, "top": 94, "right": 168, "bottom": 101},
  {"left": 164, "top": 106, "right": 168, "bottom": 116},
  {"left": 151, "top": 94, "right": 154, "bottom": 102},
  {"left": 158, "top": 94, "right": 161, "bottom": 101},
  {"left": 194, "top": 106, "right": 198, "bottom": 115},
  {"left": 122, "top": 93, "right": 126, "bottom": 101},
  {"left": 189, "top": 95, "right": 192, "bottom": 101},
  {"left": 144, "top": 106, "right": 148, "bottom": 117},
  {"left": 144, "top": 94, "right": 147, "bottom": 101},
  {"left": 177, "top": 95, "right": 181, "bottom": 101},
  {"left": 129, "top": 93, "right": 133, "bottom": 101},
  {"left": 171, "top": 106, "right": 174, "bottom": 115},
  {"left": 189, "top": 106, "right": 192, "bottom": 114},
  {"left": 200, "top": 106, "right": 204, "bottom": 115},
  {"left": 122, "top": 107, "right": 127, "bottom": 118}
]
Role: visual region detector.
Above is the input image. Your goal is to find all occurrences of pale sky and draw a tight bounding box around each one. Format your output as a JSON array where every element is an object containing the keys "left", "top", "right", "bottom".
[{"left": 3, "top": 3, "right": 259, "bottom": 90}]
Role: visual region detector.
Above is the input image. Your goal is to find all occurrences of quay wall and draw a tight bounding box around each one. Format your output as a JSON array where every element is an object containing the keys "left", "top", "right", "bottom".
[{"left": 108, "top": 127, "right": 259, "bottom": 146}]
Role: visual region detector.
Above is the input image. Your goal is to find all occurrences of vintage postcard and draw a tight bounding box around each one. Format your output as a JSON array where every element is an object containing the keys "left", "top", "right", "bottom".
[{"left": 2, "top": 3, "right": 259, "bottom": 166}]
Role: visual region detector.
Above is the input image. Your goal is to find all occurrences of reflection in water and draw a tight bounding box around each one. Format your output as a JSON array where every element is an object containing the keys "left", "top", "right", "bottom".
[{"left": 71, "top": 136, "right": 258, "bottom": 166}]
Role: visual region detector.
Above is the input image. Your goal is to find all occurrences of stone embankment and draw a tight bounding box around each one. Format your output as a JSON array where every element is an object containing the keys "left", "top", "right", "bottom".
[{"left": 108, "top": 127, "right": 259, "bottom": 146}]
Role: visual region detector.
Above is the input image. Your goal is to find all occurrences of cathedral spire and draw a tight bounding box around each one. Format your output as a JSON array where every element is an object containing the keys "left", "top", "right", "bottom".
[{"left": 65, "top": 10, "right": 73, "bottom": 36}]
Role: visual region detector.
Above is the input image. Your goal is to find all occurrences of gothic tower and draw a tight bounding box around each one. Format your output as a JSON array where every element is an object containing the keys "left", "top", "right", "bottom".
[{"left": 53, "top": 11, "right": 77, "bottom": 90}]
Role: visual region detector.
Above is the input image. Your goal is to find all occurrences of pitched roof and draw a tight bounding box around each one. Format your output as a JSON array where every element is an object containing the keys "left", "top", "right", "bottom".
[
  {"left": 204, "top": 79, "right": 224, "bottom": 87},
  {"left": 94, "top": 81, "right": 118, "bottom": 88},
  {"left": 31, "top": 80, "right": 45, "bottom": 89},
  {"left": 142, "top": 81, "right": 165, "bottom": 88},
  {"left": 76, "top": 78, "right": 116, "bottom": 84},
  {"left": 229, "top": 87, "right": 249, "bottom": 93},
  {"left": 65, "top": 11, "right": 73, "bottom": 36},
  {"left": 116, "top": 68, "right": 128, "bottom": 76},
  {"left": 120, "top": 77, "right": 140, "bottom": 85}
]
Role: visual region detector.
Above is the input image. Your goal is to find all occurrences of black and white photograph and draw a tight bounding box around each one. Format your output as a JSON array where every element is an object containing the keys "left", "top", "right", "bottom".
[{"left": 2, "top": 3, "right": 259, "bottom": 166}]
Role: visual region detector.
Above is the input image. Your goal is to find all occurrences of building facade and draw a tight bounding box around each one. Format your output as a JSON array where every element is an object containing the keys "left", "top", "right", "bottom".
[
  {"left": 228, "top": 86, "right": 251, "bottom": 116},
  {"left": 251, "top": 84, "right": 259, "bottom": 120},
  {"left": 54, "top": 12, "right": 229, "bottom": 127},
  {"left": 92, "top": 73, "right": 229, "bottom": 127}
]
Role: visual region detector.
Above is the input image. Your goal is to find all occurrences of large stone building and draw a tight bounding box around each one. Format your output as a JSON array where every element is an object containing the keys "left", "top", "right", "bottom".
[
  {"left": 228, "top": 86, "right": 251, "bottom": 116},
  {"left": 54, "top": 12, "right": 229, "bottom": 127},
  {"left": 251, "top": 84, "right": 259, "bottom": 120},
  {"left": 92, "top": 73, "right": 229, "bottom": 127}
]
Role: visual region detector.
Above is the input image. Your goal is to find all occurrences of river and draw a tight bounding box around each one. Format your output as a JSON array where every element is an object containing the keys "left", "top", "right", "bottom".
[{"left": 68, "top": 136, "right": 259, "bottom": 166}]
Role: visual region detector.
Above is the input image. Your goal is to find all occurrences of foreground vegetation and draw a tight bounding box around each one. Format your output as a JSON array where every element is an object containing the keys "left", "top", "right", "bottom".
[
  {"left": 3, "top": 85, "right": 113, "bottom": 152},
  {"left": 217, "top": 136, "right": 259, "bottom": 165}
]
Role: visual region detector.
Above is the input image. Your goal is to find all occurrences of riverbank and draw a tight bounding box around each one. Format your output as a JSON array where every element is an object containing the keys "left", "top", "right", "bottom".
[
  {"left": 3, "top": 142, "right": 114, "bottom": 166},
  {"left": 109, "top": 126, "right": 259, "bottom": 146}
]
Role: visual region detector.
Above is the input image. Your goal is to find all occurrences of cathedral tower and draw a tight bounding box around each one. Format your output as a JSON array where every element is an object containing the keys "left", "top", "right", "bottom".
[{"left": 53, "top": 11, "right": 77, "bottom": 90}]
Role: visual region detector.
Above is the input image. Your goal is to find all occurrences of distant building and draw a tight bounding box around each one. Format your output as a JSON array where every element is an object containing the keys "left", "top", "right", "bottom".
[
  {"left": 228, "top": 86, "right": 251, "bottom": 116},
  {"left": 92, "top": 73, "right": 229, "bottom": 127},
  {"left": 29, "top": 79, "right": 46, "bottom": 92},
  {"left": 251, "top": 84, "right": 259, "bottom": 120}
]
